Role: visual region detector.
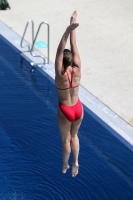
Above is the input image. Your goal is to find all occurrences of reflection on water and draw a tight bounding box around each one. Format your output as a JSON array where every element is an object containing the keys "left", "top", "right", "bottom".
[{"left": 0, "top": 59, "right": 133, "bottom": 200}]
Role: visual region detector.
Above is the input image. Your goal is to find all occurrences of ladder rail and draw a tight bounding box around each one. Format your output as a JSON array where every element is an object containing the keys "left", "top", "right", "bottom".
[
  {"left": 30, "top": 21, "right": 50, "bottom": 64},
  {"left": 20, "top": 20, "right": 34, "bottom": 51}
]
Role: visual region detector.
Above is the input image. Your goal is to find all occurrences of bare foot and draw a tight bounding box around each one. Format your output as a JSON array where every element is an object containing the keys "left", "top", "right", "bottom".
[
  {"left": 70, "top": 10, "right": 77, "bottom": 24},
  {"left": 62, "top": 164, "right": 70, "bottom": 173},
  {"left": 72, "top": 164, "right": 79, "bottom": 177}
]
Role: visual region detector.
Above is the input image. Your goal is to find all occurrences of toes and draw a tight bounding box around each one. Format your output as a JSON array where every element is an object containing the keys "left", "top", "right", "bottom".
[
  {"left": 62, "top": 165, "right": 70, "bottom": 173},
  {"left": 72, "top": 172, "right": 78, "bottom": 177},
  {"left": 62, "top": 169, "right": 67, "bottom": 173},
  {"left": 72, "top": 165, "right": 79, "bottom": 177}
]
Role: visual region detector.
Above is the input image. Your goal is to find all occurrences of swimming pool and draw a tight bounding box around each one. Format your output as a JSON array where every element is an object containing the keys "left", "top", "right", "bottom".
[{"left": 0, "top": 23, "right": 133, "bottom": 200}]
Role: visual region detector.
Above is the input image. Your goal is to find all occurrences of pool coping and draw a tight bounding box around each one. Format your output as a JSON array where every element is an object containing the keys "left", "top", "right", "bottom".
[{"left": 0, "top": 20, "right": 133, "bottom": 152}]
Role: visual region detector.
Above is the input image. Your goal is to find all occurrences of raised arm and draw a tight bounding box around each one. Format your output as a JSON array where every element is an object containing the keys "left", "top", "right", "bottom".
[
  {"left": 55, "top": 23, "right": 79, "bottom": 75},
  {"left": 55, "top": 29, "right": 69, "bottom": 75},
  {"left": 70, "top": 11, "right": 81, "bottom": 68}
]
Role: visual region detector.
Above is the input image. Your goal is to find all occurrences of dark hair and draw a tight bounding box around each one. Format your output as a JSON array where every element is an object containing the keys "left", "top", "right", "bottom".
[{"left": 63, "top": 49, "right": 73, "bottom": 70}]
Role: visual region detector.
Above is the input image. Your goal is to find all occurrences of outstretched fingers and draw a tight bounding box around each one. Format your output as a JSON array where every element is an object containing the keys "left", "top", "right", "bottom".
[{"left": 70, "top": 10, "right": 77, "bottom": 24}]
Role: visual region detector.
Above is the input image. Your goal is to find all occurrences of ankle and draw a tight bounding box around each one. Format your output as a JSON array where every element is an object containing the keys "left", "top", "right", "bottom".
[
  {"left": 72, "top": 161, "right": 79, "bottom": 167},
  {"left": 63, "top": 161, "right": 69, "bottom": 166}
]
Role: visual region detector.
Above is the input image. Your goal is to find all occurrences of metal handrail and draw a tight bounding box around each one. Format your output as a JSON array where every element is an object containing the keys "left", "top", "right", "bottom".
[
  {"left": 20, "top": 20, "right": 34, "bottom": 51},
  {"left": 30, "top": 21, "right": 50, "bottom": 64}
]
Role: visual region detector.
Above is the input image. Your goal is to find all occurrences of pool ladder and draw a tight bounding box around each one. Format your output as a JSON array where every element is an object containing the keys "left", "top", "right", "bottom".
[{"left": 20, "top": 20, "right": 50, "bottom": 64}]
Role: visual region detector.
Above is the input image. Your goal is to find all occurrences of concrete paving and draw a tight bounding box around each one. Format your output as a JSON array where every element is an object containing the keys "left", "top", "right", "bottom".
[{"left": 0, "top": 0, "right": 133, "bottom": 126}]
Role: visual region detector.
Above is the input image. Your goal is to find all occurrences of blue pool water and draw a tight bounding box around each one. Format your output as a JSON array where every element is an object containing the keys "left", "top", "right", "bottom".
[{"left": 0, "top": 35, "right": 133, "bottom": 200}]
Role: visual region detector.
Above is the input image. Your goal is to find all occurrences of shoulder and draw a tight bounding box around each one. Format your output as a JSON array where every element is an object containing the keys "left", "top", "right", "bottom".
[{"left": 55, "top": 68, "right": 66, "bottom": 77}]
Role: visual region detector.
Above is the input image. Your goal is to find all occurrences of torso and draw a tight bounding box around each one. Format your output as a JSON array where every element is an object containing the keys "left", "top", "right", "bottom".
[{"left": 55, "top": 66, "right": 81, "bottom": 106}]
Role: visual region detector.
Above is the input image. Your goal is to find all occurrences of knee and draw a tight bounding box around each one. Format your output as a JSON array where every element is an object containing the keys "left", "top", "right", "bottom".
[
  {"left": 62, "top": 137, "right": 71, "bottom": 144},
  {"left": 71, "top": 133, "right": 78, "bottom": 139}
]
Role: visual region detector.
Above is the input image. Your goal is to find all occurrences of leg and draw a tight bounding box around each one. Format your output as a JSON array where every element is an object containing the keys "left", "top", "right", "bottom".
[
  {"left": 57, "top": 108, "right": 71, "bottom": 173},
  {"left": 70, "top": 107, "right": 84, "bottom": 177}
]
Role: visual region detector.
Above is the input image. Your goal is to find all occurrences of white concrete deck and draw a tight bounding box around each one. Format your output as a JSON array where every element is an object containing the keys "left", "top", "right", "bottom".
[{"left": 0, "top": 0, "right": 133, "bottom": 127}]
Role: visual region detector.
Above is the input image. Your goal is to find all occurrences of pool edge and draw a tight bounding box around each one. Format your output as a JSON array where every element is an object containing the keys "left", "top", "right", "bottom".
[{"left": 0, "top": 20, "right": 133, "bottom": 152}]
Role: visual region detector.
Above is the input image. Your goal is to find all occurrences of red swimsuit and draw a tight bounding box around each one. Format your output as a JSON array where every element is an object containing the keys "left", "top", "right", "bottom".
[{"left": 56, "top": 68, "right": 82, "bottom": 122}]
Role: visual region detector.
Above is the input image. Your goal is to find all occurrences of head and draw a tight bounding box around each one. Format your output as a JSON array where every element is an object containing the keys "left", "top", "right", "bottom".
[{"left": 63, "top": 49, "right": 73, "bottom": 70}]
